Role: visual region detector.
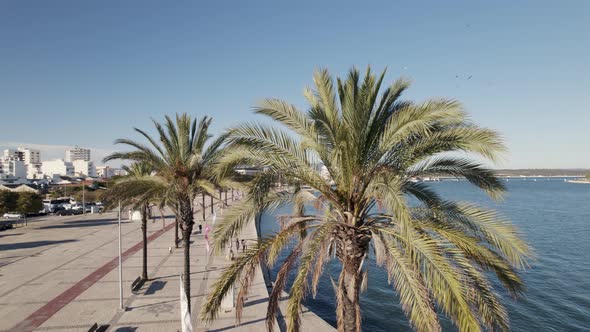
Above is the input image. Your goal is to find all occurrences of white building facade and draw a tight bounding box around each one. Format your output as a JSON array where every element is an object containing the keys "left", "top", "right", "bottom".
[
  {"left": 96, "top": 165, "right": 115, "bottom": 179},
  {"left": 19, "top": 148, "right": 41, "bottom": 165},
  {"left": 27, "top": 164, "right": 44, "bottom": 179},
  {"left": 3, "top": 149, "right": 23, "bottom": 161},
  {"left": 65, "top": 147, "right": 91, "bottom": 162},
  {"left": 72, "top": 160, "right": 96, "bottom": 177},
  {"left": 2, "top": 148, "right": 42, "bottom": 179},
  {"left": 42, "top": 159, "right": 74, "bottom": 177},
  {"left": 112, "top": 168, "right": 128, "bottom": 177},
  {"left": 0, "top": 159, "right": 26, "bottom": 179}
]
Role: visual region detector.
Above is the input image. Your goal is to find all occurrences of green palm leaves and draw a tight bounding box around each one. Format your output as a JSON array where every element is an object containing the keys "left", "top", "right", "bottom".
[
  {"left": 104, "top": 113, "right": 232, "bottom": 313},
  {"left": 202, "top": 66, "right": 532, "bottom": 332},
  {"left": 101, "top": 161, "right": 157, "bottom": 281},
  {"left": 101, "top": 161, "right": 161, "bottom": 210}
]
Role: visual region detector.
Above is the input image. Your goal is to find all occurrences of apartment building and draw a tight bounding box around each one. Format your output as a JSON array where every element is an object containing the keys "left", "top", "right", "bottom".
[
  {"left": 41, "top": 159, "right": 74, "bottom": 177},
  {"left": 65, "top": 147, "right": 91, "bottom": 162}
]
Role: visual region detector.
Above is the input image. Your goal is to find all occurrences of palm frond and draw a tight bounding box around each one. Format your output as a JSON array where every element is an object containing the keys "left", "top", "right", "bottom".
[{"left": 286, "top": 222, "right": 334, "bottom": 332}]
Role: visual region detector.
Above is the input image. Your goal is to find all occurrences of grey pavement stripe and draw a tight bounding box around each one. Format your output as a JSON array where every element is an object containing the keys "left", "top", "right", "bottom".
[
  {"left": 0, "top": 224, "right": 139, "bottom": 298},
  {"left": 104, "top": 240, "right": 176, "bottom": 330}
]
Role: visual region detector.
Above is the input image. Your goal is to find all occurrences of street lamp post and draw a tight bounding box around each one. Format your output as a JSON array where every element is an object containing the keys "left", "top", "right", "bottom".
[
  {"left": 75, "top": 172, "right": 86, "bottom": 215},
  {"left": 118, "top": 200, "right": 123, "bottom": 309},
  {"left": 82, "top": 180, "right": 85, "bottom": 216}
]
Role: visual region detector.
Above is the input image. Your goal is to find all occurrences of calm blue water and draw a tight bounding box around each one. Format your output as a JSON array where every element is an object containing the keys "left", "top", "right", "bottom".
[{"left": 261, "top": 179, "right": 590, "bottom": 331}]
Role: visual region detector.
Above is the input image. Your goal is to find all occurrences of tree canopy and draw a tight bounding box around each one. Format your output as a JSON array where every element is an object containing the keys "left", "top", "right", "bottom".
[{"left": 202, "top": 66, "right": 532, "bottom": 332}]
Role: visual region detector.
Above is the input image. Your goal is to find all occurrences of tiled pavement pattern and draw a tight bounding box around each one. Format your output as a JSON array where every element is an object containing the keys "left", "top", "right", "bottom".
[{"left": 0, "top": 196, "right": 334, "bottom": 332}]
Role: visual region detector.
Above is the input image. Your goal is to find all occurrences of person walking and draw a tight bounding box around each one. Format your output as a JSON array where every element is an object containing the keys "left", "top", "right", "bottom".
[
  {"left": 241, "top": 239, "right": 246, "bottom": 253},
  {"left": 235, "top": 238, "right": 240, "bottom": 251}
]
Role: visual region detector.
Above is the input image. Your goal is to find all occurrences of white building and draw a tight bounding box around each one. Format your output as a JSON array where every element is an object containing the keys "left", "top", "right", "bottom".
[
  {"left": 42, "top": 159, "right": 74, "bottom": 177},
  {"left": 18, "top": 148, "right": 41, "bottom": 165},
  {"left": 20, "top": 148, "right": 41, "bottom": 179},
  {"left": 72, "top": 160, "right": 96, "bottom": 177},
  {"left": 3, "top": 148, "right": 42, "bottom": 179},
  {"left": 27, "top": 164, "right": 44, "bottom": 179},
  {"left": 96, "top": 165, "right": 115, "bottom": 179},
  {"left": 65, "top": 147, "right": 91, "bottom": 162},
  {"left": 0, "top": 159, "right": 26, "bottom": 179},
  {"left": 112, "top": 168, "right": 128, "bottom": 177},
  {"left": 3, "top": 149, "right": 23, "bottom": 161}
]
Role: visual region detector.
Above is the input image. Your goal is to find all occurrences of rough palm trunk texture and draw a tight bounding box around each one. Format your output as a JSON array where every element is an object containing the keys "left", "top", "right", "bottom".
[
  {"left": 337, "top": 263, "right": 362, "bottom": 332},
  {"left": 179, "top": 198, "right": 194, "bottom": 313},
  {"left": 334, "top": 225, "right": 370, "bottom": 332},
  {"left": 175, "top": 217, "right": 179, "bottom": 248},
  {"left": 183, "top": 229, "right": 192, "bottom": 312},
  {"left": 202, "top": 194, "right": 206, "bottom": 221}
]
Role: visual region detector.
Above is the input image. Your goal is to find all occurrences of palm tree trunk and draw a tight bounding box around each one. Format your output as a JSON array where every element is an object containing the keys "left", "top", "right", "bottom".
[
  {"left": 183, "top": 228, "right": 192, "bottom": 312},
  {"left": 336, "top": 258, "right": 363, "bottom": 332},
  {"left": 202, "top": 194, "right": 206, "bottom": 221},
  {"left": 179, "top": 198, "right": 194, "bottom": 313},
  {"left": 175, "top": 217, "right": 179, "bottom": 248},
  {"left": 335, "top": 225, "right": 369, "bottom": 332},
  {"left": 141, "top": 204, "right": 148, "bottom": 280},
  {"left": 159, "top": 208, "right": 165, "bottom": 230},
  {"left": 256, "top": 213, "right": 272, "bottom": 284}
]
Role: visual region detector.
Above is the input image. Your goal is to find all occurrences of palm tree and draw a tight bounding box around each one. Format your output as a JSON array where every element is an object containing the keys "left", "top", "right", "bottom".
[
  {"left": 104, "top": 113, "right": 231, "bottom": 313},
  {"left": 201, "top": 67, "right": 532, "bottom": 332},
  {"left": 102, "top": 162, "right": 156, "bottom": 280}
]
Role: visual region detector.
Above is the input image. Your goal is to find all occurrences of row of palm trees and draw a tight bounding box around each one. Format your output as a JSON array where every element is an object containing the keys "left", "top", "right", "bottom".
[{"left": 102, "top": 66, "right": 532, "bottom": 332}]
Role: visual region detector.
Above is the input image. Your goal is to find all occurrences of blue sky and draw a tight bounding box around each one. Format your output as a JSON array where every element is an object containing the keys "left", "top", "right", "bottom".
[{"left": 1, "top": 1, "right": 588, "bottom": 168}]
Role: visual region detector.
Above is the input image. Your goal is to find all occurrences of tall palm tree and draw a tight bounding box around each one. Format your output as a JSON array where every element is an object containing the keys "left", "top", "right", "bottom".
[
  {"left": 104, "top": 113, "right": 231, "bottom": 313},
  {"left": 201, "top": 67, "right": 532, "bottom": 332},
  {"left": 102, "top": 162, "right": 156, "bottom": 280}
]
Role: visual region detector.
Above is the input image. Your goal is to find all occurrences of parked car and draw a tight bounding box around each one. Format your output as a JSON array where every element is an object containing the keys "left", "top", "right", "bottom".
[
  {"left": 0, "top": 221, "right": 14, "bottom": 231},
  {"left": 56, "top": 209, "right": 76, "bottom": 216},
  {"left": 72, "top": 205, "right": 92, "bottom": 213},
  {"left": 52, "top": 206, "right": 66, "bottom": 214},
  {"left": 3, "top": 212, "right": 23, "bottom": 219}
]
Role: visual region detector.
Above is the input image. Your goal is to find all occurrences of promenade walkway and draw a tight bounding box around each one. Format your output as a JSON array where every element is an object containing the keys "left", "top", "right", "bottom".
[{"left": 0, "top": 195, "right": 334, "bottom": 332}]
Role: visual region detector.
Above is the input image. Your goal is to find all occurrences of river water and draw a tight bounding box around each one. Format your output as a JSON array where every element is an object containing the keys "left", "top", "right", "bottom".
[{"left": 261, "top": 178, "right": 590, "bottom": 331}]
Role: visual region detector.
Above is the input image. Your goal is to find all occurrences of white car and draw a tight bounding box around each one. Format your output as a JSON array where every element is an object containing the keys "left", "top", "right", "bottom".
[{"left": 3, "top": 212, "right": 23, "bottom": 219}]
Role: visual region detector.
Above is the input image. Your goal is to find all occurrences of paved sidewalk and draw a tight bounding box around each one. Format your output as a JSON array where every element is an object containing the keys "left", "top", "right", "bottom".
[{"left": 0, "top": 196, "right": 334, "bottom": 332}]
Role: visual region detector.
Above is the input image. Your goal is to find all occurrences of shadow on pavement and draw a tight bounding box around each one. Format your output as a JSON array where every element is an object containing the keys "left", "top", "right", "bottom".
[
  {"left": 38, "top": 219, "right": 127, "bottom": 229},
  {"left": 64, "top": 218, "right": 117, "bottom": 224},
  {"left": 144, "top": 280, "right": 167, "bottom": 295},
  {"left": 0, "top": 239, "right": 78, "bottom": 251},
  {"left": 114, "top": 327, "right": 137, "bottom": 332},
  {"left": 209, "top": 317, "right": 266, "bottom": 331},
  {"left": 244, "top": 296, "right": 269, "bottom": 307},
  {"left": 127, "top": 298, "right": 176, "bottom": 310},
  {"left": 0, "top": 233, "right": 23, "bottom": 238}
]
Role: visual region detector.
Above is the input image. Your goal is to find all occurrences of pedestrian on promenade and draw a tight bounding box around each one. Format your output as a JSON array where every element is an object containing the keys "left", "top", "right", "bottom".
[
  {"left": 241, "top": 239, "right": 246, "bottom": 253},
  {"left": 235, "top": 238, "right": 240, "bottom": 251}
]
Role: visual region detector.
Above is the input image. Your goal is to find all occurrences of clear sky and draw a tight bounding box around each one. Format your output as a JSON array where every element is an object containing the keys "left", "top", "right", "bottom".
[{"left": 1, "top": 1, "right": 588, "bottom": 168}]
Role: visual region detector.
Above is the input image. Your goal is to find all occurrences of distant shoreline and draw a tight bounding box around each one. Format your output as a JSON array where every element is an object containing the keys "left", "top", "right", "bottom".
[
  {"left": 498, "top": 175, "right": 584, "bottom": 178},
  {"left": 495, "top": 169, "right": 590, "bottom": 177},
  {"left": 566, "top": 180, "right": 590, "bottom": 184}
]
